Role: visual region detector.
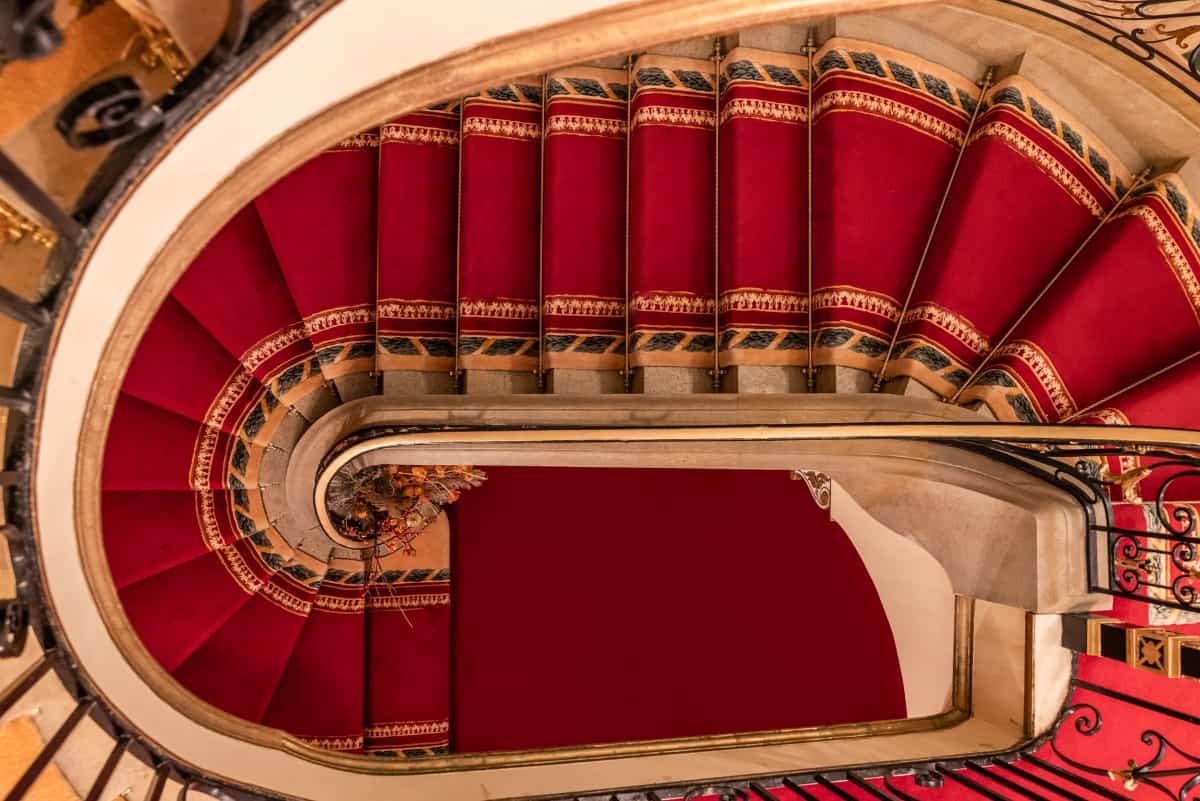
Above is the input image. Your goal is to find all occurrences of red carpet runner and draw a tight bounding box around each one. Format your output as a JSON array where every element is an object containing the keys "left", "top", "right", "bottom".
[
  {"left": 883, "top": 76, "right": 1131, "bottom": 398},
  {"left": 810, "top": 38, "right": 978, "bottom": 376},
  {"left": 458, "top": 81, "right": 543, "bottom": 373},
  {"left": 377, "top": 105, "right": 460, "bottom": 374},
  {"left": 542, "top": 67, "right": 629, "bottom": 373},
  {"left": 961, "top": 175, "right": 1200, "bottom": 422},
  {"left": 254, "top": 133, "right": 379, "bottom": 397},
  {"left": 717, "top": 47, "right": 810, "bottom": 368},
  {"left": 629, "top": 54, "right": 717, "bottom": 369}
]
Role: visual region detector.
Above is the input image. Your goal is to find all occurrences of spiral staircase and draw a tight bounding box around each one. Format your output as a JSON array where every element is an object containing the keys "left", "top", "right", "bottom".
[{"left": 5, "top": 1, "right": 1200, "bottom": 800}]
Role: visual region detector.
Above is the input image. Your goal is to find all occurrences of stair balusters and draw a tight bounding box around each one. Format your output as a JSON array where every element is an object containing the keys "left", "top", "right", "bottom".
[{"left": 3, "top": 698, "right": 95, "bottom": 801}]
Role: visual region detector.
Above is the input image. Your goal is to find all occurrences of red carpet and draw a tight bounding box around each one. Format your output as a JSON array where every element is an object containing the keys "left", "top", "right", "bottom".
[
  {"left": 451, "top": 467, "right": 904, "bottom": 752},
  {"left": 377, "top": 108, "right": 460, "bottom": 374},
  {"left": 542, "top": 67, "right": 629, "bottom": 372},
  {"left": 458, "top": 82, "right": 543, "bottom": 373},
  {"left": 961, "top": 176, "right": 1200, "bottom": 422},
  {"left": 98, "top": 32, "right": 1200, "bottom": 762},
  {"left": 810, "top": 39, "right": 978, "bottom": 375},
  {"left": 255, "top": 135, "right": 378, "bottom": 391},
  {"left": 629, "top": 55, "right": 717, "bottom": 368},
  {"left": 717, "top": 47, "right": 810, "bottom": 368},
  {"left": 884, "top": 76, "right": 1130, "bottom": 397}
]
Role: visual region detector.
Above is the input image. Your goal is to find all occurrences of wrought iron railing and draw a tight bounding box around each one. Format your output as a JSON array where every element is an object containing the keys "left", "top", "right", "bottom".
[
  {"left": 954, "top": 436, "right": 1200, "bottom": 613},
  {"left": 535, "top": 660, "right": 1200, "bottom": 801}
]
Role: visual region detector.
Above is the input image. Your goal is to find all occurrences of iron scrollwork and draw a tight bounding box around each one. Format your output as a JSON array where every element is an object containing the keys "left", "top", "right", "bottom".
[
  {"left": 55, "top": 0, "right": 249, "bottom": 149},
  {"left": 0, "top": 0, "right": 61, "bottom": 65},
  {"left": 965, "top": 439, "right": 1200, "bottom": 613},
  {"left": 1100, "top": 456, "right": 1200, "bottom": 612},
  {"left": 1051, "top": 702, "right": 1200, "bottom": 801}
]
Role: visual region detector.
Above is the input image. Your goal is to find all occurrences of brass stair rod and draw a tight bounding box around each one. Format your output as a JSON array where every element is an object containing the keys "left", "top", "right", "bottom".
[
  {"left": 1066, "top": 348, "right": 1200, "bottom": 421},
  {"left": 873, "top": 66, "right": 995, "bottom": 392},
  {"left": 949, "top": 166, "right": 1153, "bottom": 403},
  {"left": 805, "top": 28, "right": 816, "bottom": 392}
]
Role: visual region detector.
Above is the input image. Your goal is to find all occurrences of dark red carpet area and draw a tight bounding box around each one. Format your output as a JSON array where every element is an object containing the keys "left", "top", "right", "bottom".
[{"left": 450, "top": 467, "right": 904, "bottom": 752}]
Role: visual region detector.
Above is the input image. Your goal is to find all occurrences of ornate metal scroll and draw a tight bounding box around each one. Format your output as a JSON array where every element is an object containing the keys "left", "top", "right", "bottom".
[
  {"left": 1002, "top": 0, "right": 1200, "bottom": 103},
  {"left": 55, "top": 0, "right": 249, "bottom": 148},
  {"left": 1051, "top": 700, "right": 1200, "bottom": 801}
]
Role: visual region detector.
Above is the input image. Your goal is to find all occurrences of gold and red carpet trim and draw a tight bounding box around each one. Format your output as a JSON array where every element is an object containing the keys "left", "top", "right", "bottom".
[
  {"left": 631, "top": 291, "right": 716, "bottom": 316},
  {"left": 981, "top": 75, "right": 1131, "bottom": 200},
  {"left": 813, "top": 89, "right": 966, "bottom": 146},
  {"left": 815, "top": 38, "right": 979, "bottom": 115},
  {"left": 902, "top": 302, "right": 990, "bottom": 356},
  {"left": 328, "top": 132, "right": 379, "bottom": 150},
  {"left": 546, "top": 115, "right": 626, "bottom": 137},
  {"left": 969, "top": 121, "right": 1106, "bottom": 217},
  {"left": 811, "top": 286, "right": 902, "bottom": 324},
  {"left": 458, "top": 298, "right": 539, "bottom": 319},
  {"left": 380, "top": 123, "right": 460, "bottom": 147}
]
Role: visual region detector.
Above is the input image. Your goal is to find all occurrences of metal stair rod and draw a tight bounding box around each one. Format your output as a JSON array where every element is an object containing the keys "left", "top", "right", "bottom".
[
  {"left": 873, "top": 66, "right": 996, "bottom": 392},
  {"left": 3, "top": 698, "right": 95, "bottom": 801},
  {"left": 949, "top": 166, "right": 1153, "bottom": 403}
]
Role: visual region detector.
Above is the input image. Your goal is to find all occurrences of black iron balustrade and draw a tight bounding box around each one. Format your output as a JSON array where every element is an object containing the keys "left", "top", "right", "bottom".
[{"left": 953, "top": 438, "right": 1200, "bottom": 613}]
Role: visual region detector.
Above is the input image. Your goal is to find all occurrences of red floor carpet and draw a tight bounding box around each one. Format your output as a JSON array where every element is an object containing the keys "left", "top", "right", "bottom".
[{"left": 450, "top": 467, "right": 904, "bottom": 752}]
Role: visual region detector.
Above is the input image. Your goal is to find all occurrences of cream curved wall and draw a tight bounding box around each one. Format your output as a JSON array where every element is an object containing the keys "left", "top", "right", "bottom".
[{"left": 830, "top": 482, "right": 955, "bottom": 718}]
